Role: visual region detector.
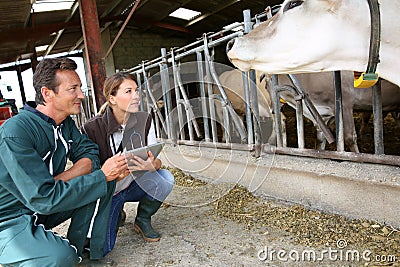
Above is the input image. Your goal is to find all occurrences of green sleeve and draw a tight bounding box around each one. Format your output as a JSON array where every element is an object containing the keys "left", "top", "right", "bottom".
[{"left": 0, "top": 135, "right": 107, "bottom": 215}]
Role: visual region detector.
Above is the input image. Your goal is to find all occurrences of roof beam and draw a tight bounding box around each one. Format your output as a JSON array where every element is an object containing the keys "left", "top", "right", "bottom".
[
  {"left": 0, "top": 21, "right": 81, "bottom": 46},
  {"left": 185, "top": 0, "right": 241, "bottom": 27},
  {"left": 45, "top": 1, "right": 80, "bottom": 56}
]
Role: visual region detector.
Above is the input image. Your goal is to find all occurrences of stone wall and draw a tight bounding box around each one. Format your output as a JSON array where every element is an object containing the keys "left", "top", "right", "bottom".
[
  {"left": 109, "top": 28, "right": 232, "bottom": 72},
  {"left": 110, "top": 28, "right": 191, "bottom": 71}
]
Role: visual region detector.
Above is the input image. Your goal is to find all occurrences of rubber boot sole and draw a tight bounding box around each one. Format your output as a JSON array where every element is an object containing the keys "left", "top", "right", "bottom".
[{"left": 133, "top": 223, "right": 161, "bottom": 242}]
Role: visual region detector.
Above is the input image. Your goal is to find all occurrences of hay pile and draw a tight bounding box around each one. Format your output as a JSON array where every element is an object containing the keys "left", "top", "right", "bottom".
[{"left": 170, "top": 167, "right": 400, "bottom": 265}]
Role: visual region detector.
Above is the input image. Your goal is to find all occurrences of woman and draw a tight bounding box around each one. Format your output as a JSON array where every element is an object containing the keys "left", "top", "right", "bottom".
[{"left": 82, "top": 72, "right": 174, "bottom": 255}]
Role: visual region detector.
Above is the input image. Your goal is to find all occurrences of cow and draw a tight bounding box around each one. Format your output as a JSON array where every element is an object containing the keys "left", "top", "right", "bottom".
[
  {"left": 219, "top": 70, "right": 363, "bottom": 152},
  {"left": 267, "top": 71, "right": 400, "bottom": 152},
  {"left": 212, "top": 69, "right": 286, "bottom": 145},
  {"left": 215, "top": 69, "right": 400, "bottom": 152},
  {"left": 226, "top": 0, "right": 400, "bottom": 87}
]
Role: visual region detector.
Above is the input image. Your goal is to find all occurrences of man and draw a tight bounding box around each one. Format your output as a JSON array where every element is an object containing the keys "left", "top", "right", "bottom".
[{"left": 0, "top": 58, "right": 127, "bottom": 266}]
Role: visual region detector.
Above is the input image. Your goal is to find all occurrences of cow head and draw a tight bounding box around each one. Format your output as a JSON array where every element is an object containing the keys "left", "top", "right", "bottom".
[{"left": 227, "top": 0, "right": 371, "bottom": 75}]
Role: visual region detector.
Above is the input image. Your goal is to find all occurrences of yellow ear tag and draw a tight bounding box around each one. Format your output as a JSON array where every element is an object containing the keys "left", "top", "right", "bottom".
[{"left": 354, "top": 72, "right": 379, "bottom": 88}]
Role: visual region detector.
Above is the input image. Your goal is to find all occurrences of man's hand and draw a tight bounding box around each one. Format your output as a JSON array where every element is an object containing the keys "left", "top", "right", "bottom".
[{"left": 101, "top": 153, "right": 129, "bottom": 181}]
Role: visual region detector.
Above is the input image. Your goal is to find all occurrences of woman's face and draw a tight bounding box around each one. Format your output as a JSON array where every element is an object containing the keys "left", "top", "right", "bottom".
[{"left": 110, "top": 78, "right": 140, "bottom": 114}]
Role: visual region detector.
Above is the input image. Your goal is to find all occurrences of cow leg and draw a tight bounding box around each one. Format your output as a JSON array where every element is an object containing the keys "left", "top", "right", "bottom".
[
  {"left": 269, "top": 112, "right": 287, "bottom": 146},
  {"left": 316, "top": 129, "right": 326, "bottom": 150},
  {"left": 343, "top": 106, "right": 359, "bottom": 153},
  {"left": 281, "top": 114, "right": 287, "bottom": 147},
  {"left": 359, "top": 112, "right": 372, "bottom": 139}
]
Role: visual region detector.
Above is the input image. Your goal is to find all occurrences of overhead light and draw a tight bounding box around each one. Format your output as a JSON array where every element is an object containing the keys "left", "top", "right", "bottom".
[
  {"left": 223, "top": 22, "right": 243, "bottom": 32},
  {"left": 36, "top": 45, "right": 49, "bottom": 52},
  {"left": 31, "top": 0, "right": 74, "bottom": 13},
  {"left": 169, "top": 8, "right": 201, "bottom": 21}
]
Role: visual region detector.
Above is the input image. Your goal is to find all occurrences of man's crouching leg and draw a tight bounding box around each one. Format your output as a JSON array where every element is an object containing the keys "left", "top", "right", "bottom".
[{"left": 0, "top": 215, "right": 79, "bottom": 267}]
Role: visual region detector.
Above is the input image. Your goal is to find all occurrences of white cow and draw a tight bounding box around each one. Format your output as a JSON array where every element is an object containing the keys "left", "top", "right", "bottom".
[
  {"left": 227, "top": 0, "right": 400, "bottom": 87},
  {"left": 268, "top": 71, "right": 400, "bottom": 152},
  {"left": 216, "top": 69, "right": 400, "bottom": 152},
  {"left": 213, "top": 69, "right": 286, "bottom": 145}
]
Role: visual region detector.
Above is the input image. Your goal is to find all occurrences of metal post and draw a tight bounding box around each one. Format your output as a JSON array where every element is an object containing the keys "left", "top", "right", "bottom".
[
  {"left": 135, "top": 73, "right": 145, "bottom": 111},
  {"left": 196, "top": 52, "right": 211, "bottom": 142},
  {"left": 16, "top": 66, "right": 26, "bottom": 104},
  {"left": 203, "top": 35, "right": 218, "bottom": 142},
  {"left": 175, "top": 65, "right": 202, "bottom": 140},
  {"left": 242, "top": 72, "right": 254, "bottom": 144},
  {"left": 160, "top": 48, "right": 175, "bottom": 141},
  {"left": 171, "top": 49, "right": 186, "bottom": 140},
  {"left": 334, "top": 71, "right": 345, "bottom": 152},
  {"left": 372, "top": 79, "right": 384, "bottom": 154},
  {"left": 288, "top": 74, "right": 335, "bottom": 144},
  {"left": 249, "top": 70, "right": 261, "bottom": 155},
  {"left": 295, "top": 95, "right": 305, "bottom": 149},
  {"left": 275, "top": 84, "right": 304, "bottom": 148},
  {"left": 78, "top": 0, "right": 106, "bottom": 112},
  {"left": 272, "top": 75, "right": 284, "bottom": 147}
]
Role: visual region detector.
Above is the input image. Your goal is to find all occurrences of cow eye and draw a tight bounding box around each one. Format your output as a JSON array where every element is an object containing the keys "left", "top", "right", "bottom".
[{"left": 283, "top": 0, "right": 304, "bottom": 12}]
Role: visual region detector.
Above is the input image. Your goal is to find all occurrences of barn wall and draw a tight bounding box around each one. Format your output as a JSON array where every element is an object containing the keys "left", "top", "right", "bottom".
[
  {"left": 109, "top": 28, "right": 233, "bottom": 72},
  {"left": 162, "top": 144, "right": 400, "bottom": 228},
  {"left": 110, "top": 28, "right": 191, "bottom": 71}
]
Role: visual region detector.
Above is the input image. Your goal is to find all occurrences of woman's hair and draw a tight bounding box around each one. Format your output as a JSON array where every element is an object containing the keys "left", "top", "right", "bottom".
[{"left": 98, "top": 72, "right": 137, "bottom": 114}]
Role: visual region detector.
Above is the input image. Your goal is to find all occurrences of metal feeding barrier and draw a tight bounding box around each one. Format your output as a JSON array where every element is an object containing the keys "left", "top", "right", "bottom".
[{"left": 121, "top": 6, "right": 399, "bottom": 166}]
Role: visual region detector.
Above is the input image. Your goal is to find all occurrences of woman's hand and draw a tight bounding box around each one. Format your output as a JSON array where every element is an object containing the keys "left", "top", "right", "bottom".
[{"left": 127, "top": 150, "right": 161, "bottom": 172}]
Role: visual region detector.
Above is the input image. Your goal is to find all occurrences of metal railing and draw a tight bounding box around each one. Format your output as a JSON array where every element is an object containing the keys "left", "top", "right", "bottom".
[{"left": 118, "top": 7, "right": 399, "bottom": 166}]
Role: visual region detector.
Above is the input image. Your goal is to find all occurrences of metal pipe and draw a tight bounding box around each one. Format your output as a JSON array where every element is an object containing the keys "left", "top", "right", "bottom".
[
  {"left": 203, "top": 35, "right": 218, "bottom": 142},
  {"left": 175, "top": 64, "right": 202, "bottom": 139},
  {"left": 264, "top": 145, "right": 400, "bottom": 167},
  {"left": 78, "top": 0, "right": 106, "bottom": 112},
  {"left": 288, "top": 74, "right": 335, "bottom": 144},
  {"left": 275, "top": 84, "right": 305, "bottom": 148},
  {"left": 135, "top": 73, "right": 145, "bottom": 111},
  {"left": 372, "top": 79, "right": 384, "bottom": 154},
  {"left": 249, "top": 70, "right": 261, "bottom": 156},
  {"left": 164, "top": 139, "right": 254, "bottom": 151},
  {"left": 241, "top": 72, "right": 254, "bottom": 144},
  {"left": 196, "top": 52, "right": 211, "bottom": 142},
  {"left": 125, "top": 31, "right": 243, "bottom": 74},
  {"left": 142, "top": 64, "right": 168, "bottom": 136},
  {"left": 334, "top": 71, "right": 345, "bottom": 152},
  {"left": 295, "top": 94, "right": 305, "bottom": 149},
  {"left": 104, "top": 0, "right": 140, "bottom": 60},
  {"left": 171, "top": 49, "right": 185, "bottom": 140},
  {"left": 271, "top": 75, "right": 284, "bottom": 147},
  {"left": 205, "top": 44, "right": 246, "bottom": 142},
  {"left": 160, "top": 48, "right": 174, "bottom": 140},
  {"left": 175, "top": 68, "right": 195, "bottom": 141}
]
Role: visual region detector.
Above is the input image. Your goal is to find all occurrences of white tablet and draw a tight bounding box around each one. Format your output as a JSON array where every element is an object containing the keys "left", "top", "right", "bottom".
[{"left": 123, "top": 142, "right": 164, "bottom": 166}]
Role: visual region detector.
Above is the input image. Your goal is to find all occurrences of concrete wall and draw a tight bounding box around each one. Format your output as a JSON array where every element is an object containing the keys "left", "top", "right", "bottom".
[
  {"left": 110, "top": 28, "right": 191, "bottom": 71},
  {"left": 161, "top": 144, "right": 400, "bottom": 228}
]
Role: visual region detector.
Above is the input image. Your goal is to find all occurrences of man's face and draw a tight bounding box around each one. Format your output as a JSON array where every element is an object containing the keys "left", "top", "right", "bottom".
[{"left": 52, "top": 70, "right": 84, "bottom": 117}]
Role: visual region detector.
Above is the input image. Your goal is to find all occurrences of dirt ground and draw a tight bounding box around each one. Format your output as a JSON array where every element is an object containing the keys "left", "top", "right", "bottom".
[{"left": 50, "top": 168, "right": 400, "bottom": 267}]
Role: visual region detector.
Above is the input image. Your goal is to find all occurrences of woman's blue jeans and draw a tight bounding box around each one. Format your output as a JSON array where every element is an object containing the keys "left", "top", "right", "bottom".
[{"left": 103, "top": 169, "right": 174, "bottom": 255}]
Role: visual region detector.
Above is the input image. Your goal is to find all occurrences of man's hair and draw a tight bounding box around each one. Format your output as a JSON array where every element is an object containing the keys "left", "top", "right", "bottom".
[{"left": 33, "top": 58, "right": 77, "bottom": 105}]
